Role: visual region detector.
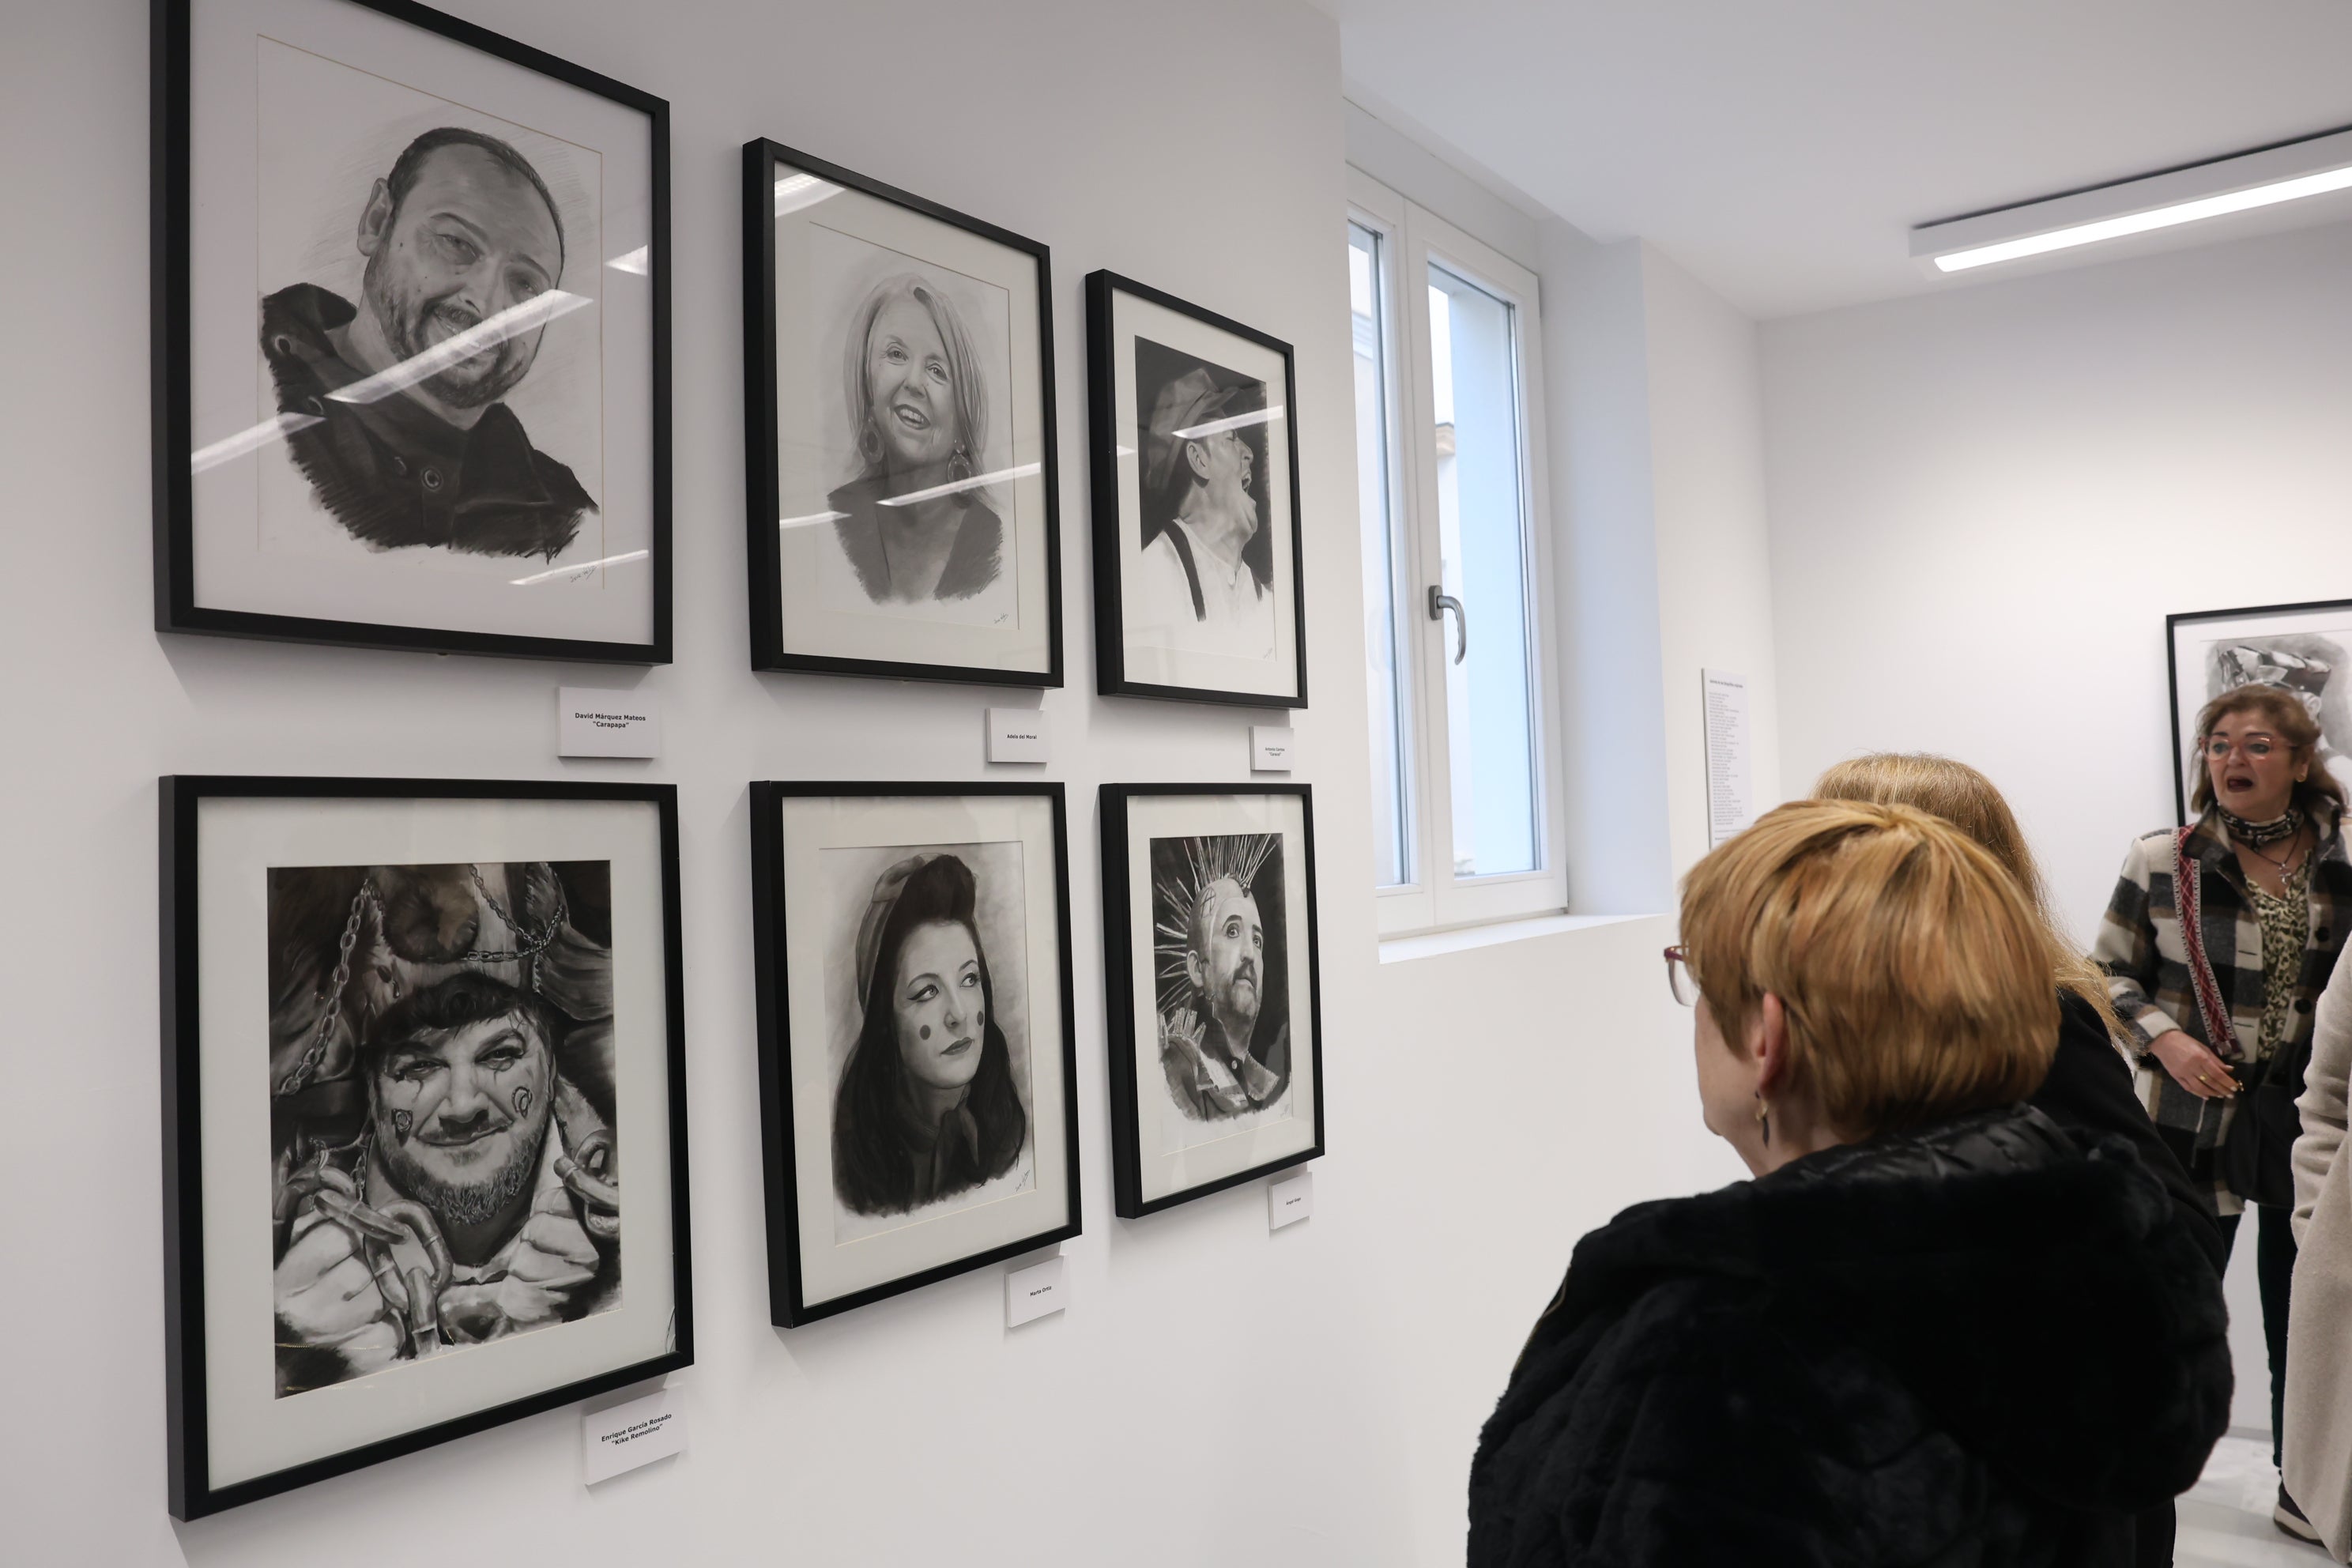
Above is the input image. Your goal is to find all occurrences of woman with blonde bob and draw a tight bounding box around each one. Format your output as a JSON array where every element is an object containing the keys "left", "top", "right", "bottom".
[
  {"left": 1818, "top": 754, "right": 2221, "bottom": 1568},
  {"left": 1469, "top": 801, "right": 2230, "bottom": 1568},
  {"left": 1813, "top": 756, "right": 2217, "bottom": 1245}
]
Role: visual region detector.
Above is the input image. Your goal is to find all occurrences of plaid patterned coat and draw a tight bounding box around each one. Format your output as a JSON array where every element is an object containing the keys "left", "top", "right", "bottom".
[{"left": 2093, "top": 808, "right": 2352, "bottom": 1213}]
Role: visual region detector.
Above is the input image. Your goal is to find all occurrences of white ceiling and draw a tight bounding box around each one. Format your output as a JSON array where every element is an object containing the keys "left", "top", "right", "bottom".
[{"left": 1326, "top": 0, "right": 2352, "bottom": 319}]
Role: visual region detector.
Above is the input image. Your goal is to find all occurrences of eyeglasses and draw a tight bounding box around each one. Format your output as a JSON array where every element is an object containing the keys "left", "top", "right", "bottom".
[{"left": 1664, "top": 945, "right": 1699, "bottom": 1008}]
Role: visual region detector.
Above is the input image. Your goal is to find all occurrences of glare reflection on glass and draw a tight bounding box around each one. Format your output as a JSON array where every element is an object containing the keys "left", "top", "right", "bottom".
[
  {"left": 329, "top": 290, "right": 592, "bottom": 406},
  {"left": 873, "top": 462, "right": 1041, "bottom": 508},
  {"left": 508, "top": 547, "right": 649, "bottom": 587},
  {"left": 1171, "top": 405, "right": 1285, "bottom": 441},
  {"left": 188, "top": 411, "right": 324, "bottom": 475},
  {"left": 774, "top": 173, "right": 842, "bottom": 217}
]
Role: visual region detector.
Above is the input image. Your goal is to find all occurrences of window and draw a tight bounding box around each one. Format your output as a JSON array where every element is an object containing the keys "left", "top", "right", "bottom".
[{"left": 1349, "top": 171, "right": 1564, "bottom": 935}]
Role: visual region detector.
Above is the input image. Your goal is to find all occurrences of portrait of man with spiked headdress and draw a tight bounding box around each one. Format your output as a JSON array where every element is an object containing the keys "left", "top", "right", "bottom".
[{"left": 1152, "top": 833, "right": 1291, "bottom": 1122}]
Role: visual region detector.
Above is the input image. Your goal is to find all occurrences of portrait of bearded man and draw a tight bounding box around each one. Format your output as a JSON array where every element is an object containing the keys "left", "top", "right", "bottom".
[
  {"left": 1153, "top": 835, "right": 1291, "bottom": 1122},
  {"left": 260, "top": 126, "right": 597, "bottom": 561}
]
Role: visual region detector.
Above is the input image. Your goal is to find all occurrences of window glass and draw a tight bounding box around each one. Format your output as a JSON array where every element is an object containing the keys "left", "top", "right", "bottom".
[
  {"left": 1351, "top": 224, "right": 1411, "bottom": 887},
  {"left": 1427, "top": 263, "right": 1536, "bottom": 877}
]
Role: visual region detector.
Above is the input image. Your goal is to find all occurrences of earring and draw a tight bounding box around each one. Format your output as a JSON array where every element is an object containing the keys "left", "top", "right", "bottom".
[
  {"left": 1754, "top": 1093, "right": 1770, "bottom": 1148},
  {"left": 948, "top": 443, "right": 972, "bottom": 483}
]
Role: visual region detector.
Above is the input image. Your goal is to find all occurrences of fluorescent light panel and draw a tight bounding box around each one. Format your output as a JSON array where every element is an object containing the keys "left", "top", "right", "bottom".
[{"left": 1913, "top": 125, "right": 2352, "bottom": 276}]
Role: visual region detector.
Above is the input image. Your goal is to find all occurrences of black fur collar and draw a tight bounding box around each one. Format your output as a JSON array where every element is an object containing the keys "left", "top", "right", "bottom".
[{"left": 1517, "top": 1106, "right": 2229, "bottom": 1514}]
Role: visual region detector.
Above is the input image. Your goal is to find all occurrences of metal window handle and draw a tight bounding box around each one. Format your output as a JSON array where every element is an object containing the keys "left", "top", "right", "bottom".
[{"left": 1427, "top": 585, "right": 1468, "bottom": 665}]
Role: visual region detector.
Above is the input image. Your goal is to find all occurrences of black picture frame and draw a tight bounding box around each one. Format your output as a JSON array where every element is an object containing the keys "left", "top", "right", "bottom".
[
  {"left": 160, "top": 775, "right": 693, "bottom": 1518},
  {"left": 1099, "top": 783, "right": 1325, "bottom": 1218},
  {"left": 749, "top": 781, "right": 1082, "bottom": 1324},
  {"left": 741, "top": 140, "right": 1063, "bottom": 688},
  {"left": 151, "top": 0, "right": 673, "bottom": 664},
  {"left": 1086, "top": 271, "right": 1309, "bottom": 709},
  {"left": 2166, "top": 596, "right": 2352, "bottom": 822}
]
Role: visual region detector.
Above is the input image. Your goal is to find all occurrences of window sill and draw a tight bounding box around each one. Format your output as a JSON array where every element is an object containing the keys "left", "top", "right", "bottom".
[{"left": 1377, "top": 910, "right": 1662, "bottom": 966}]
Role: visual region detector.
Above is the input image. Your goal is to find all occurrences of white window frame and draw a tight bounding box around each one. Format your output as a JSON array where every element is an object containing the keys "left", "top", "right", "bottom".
[{"left": 1350, "top": 169, "right": 1567, "bottom": 936}]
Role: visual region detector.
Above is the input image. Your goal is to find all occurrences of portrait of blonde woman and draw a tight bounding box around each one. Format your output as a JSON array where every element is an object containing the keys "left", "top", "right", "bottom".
[{"left": 824, "top": 272, "right": 1008, "bottom": 612}]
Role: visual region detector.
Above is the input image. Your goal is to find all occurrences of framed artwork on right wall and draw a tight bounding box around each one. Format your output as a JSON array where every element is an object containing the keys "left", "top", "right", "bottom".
[
  {"left": 1086, "top": 272, "right": 1307, "bottom": 708},
  {"left": 748, "top": 782, "right": 1081, "bottom": 1324},
  {"left": 1099, "top": 784, "right": 1323, "bottom": 1217},
  {"left": 2167, "top": 597, "right": 2352, "bottom": 823},
  {"left": 741, "top": 139, "right": 1062, "bottom": 687}
]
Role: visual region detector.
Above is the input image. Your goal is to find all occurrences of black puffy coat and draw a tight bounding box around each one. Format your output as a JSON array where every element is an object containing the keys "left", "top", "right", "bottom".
[{"left": 1468, "top": 1106, "right": 2230, "bottom": 1566}]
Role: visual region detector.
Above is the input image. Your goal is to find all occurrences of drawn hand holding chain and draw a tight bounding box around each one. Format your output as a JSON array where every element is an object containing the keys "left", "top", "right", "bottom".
[{"left": 273, "top": 1150, "right": 452, "bottom": 1367}]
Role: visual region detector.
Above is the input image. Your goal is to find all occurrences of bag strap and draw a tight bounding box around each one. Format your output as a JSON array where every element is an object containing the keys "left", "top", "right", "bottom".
[{"left": 2175, "top": 824, "right": 2241, "bottom": 1060}]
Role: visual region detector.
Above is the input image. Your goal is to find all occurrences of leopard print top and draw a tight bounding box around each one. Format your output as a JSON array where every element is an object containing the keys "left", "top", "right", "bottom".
[{"left": 2250, "top": 852, "right": 2315, "bottom": 1061}]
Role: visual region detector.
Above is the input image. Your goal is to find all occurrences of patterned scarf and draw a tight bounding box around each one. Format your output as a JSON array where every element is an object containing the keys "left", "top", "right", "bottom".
[{"left": 2218, "top": 805, "right": 2302, "bottom": 848}]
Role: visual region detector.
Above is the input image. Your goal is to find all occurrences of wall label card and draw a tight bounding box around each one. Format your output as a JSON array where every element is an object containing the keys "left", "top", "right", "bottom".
[
  {"left": 1268, "top": 1169, "right": 1314, "bottom": 1231},
  {"left": 1702, "top": 669, "right": 1753, "bottom": 848},
  {"left": 1250, "top": 726, "right": 1295, "bottom": 772},
  {"left": 986, "top": 707, "right": 1051, "bottom": 763},
  {"left": 1004, "top": 1254, "right": 1067, "bottom": 1328},
  {"left": 583, "top": 1386, "right": 687, "bottom": 1486},
  {"left": 559, "top": 687, "right": 662, "bottom": 758}
]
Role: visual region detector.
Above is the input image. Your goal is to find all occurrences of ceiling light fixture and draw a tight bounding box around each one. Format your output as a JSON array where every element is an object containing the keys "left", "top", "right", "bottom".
[{"left": 1913, "top": 123, "right": 2352, "bottom": 276}]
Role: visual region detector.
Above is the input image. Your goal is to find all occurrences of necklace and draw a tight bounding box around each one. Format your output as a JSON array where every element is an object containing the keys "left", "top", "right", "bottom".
[
  {"left": 2220, "top": 805, "right": 2302, "bottom": 847},
  {"left": 2245, "top": 831, "right": 2307, "bottom": 876}
]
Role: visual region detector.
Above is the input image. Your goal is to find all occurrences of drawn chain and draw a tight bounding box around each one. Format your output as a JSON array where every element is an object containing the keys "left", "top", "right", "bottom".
[
  {"left": 277, "top": 1146, "right": 454, "bottom": 1359},
  {"left": 277, "top": 866, "right": 569, "bottom": 1100}
]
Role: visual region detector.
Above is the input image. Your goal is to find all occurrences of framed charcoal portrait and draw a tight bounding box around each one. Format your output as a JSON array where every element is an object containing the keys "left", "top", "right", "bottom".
[
  {"left": 742, "top": 141, "right": 1061, "bottom": 687},
  {"left": 2170, "top": 597, "right": 2352, "bottom": 822},
  {"left": 160, "top": 776, "right": 690, "bottom": 1517},
  {"left": 153, "top": 0, "right": 671, "bottom": 662},
  {"left": 1087, "top": 272, "right": 1307, "bottom": 709},
  {"left": 749, "top": 782, "right": 1080, "bottom": 1325},
  {"left": 1099, "top": 785, "right": 1324, "bottom": 1217}
]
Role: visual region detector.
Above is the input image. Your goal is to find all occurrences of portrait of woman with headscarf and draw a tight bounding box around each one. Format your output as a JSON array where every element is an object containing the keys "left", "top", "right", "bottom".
[{"left": 830, "top": 851, "right": 1030, "bottom": 1218}]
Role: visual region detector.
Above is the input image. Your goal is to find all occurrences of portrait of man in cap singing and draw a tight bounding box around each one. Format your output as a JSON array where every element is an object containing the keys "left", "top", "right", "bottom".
[{"left": 1131, "top": 341, "right": 1277, "bottom": 658}]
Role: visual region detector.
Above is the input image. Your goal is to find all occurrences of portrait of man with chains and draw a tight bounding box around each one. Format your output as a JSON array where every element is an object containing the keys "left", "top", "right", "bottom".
[{"left": 266, "top": 860, "right": 622, "bottom": 1396}]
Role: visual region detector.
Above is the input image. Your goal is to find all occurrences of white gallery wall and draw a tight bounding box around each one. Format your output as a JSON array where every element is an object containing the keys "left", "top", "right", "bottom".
[
  {"left": 1763, "top": 217, "right": 2352, "bottom": 957},
  {"left": 0, "top": 2, "right": 1760, "bottom": 1563},
  {"left": 1762, "top": 215, "right": 2352, "bottom": 1433},
  {"left": 1636, "top": 243, "right": 1785, "bottom": 883},
  {"left": 1540, "top": 228, "right": 1786, "bottom": 904}
]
